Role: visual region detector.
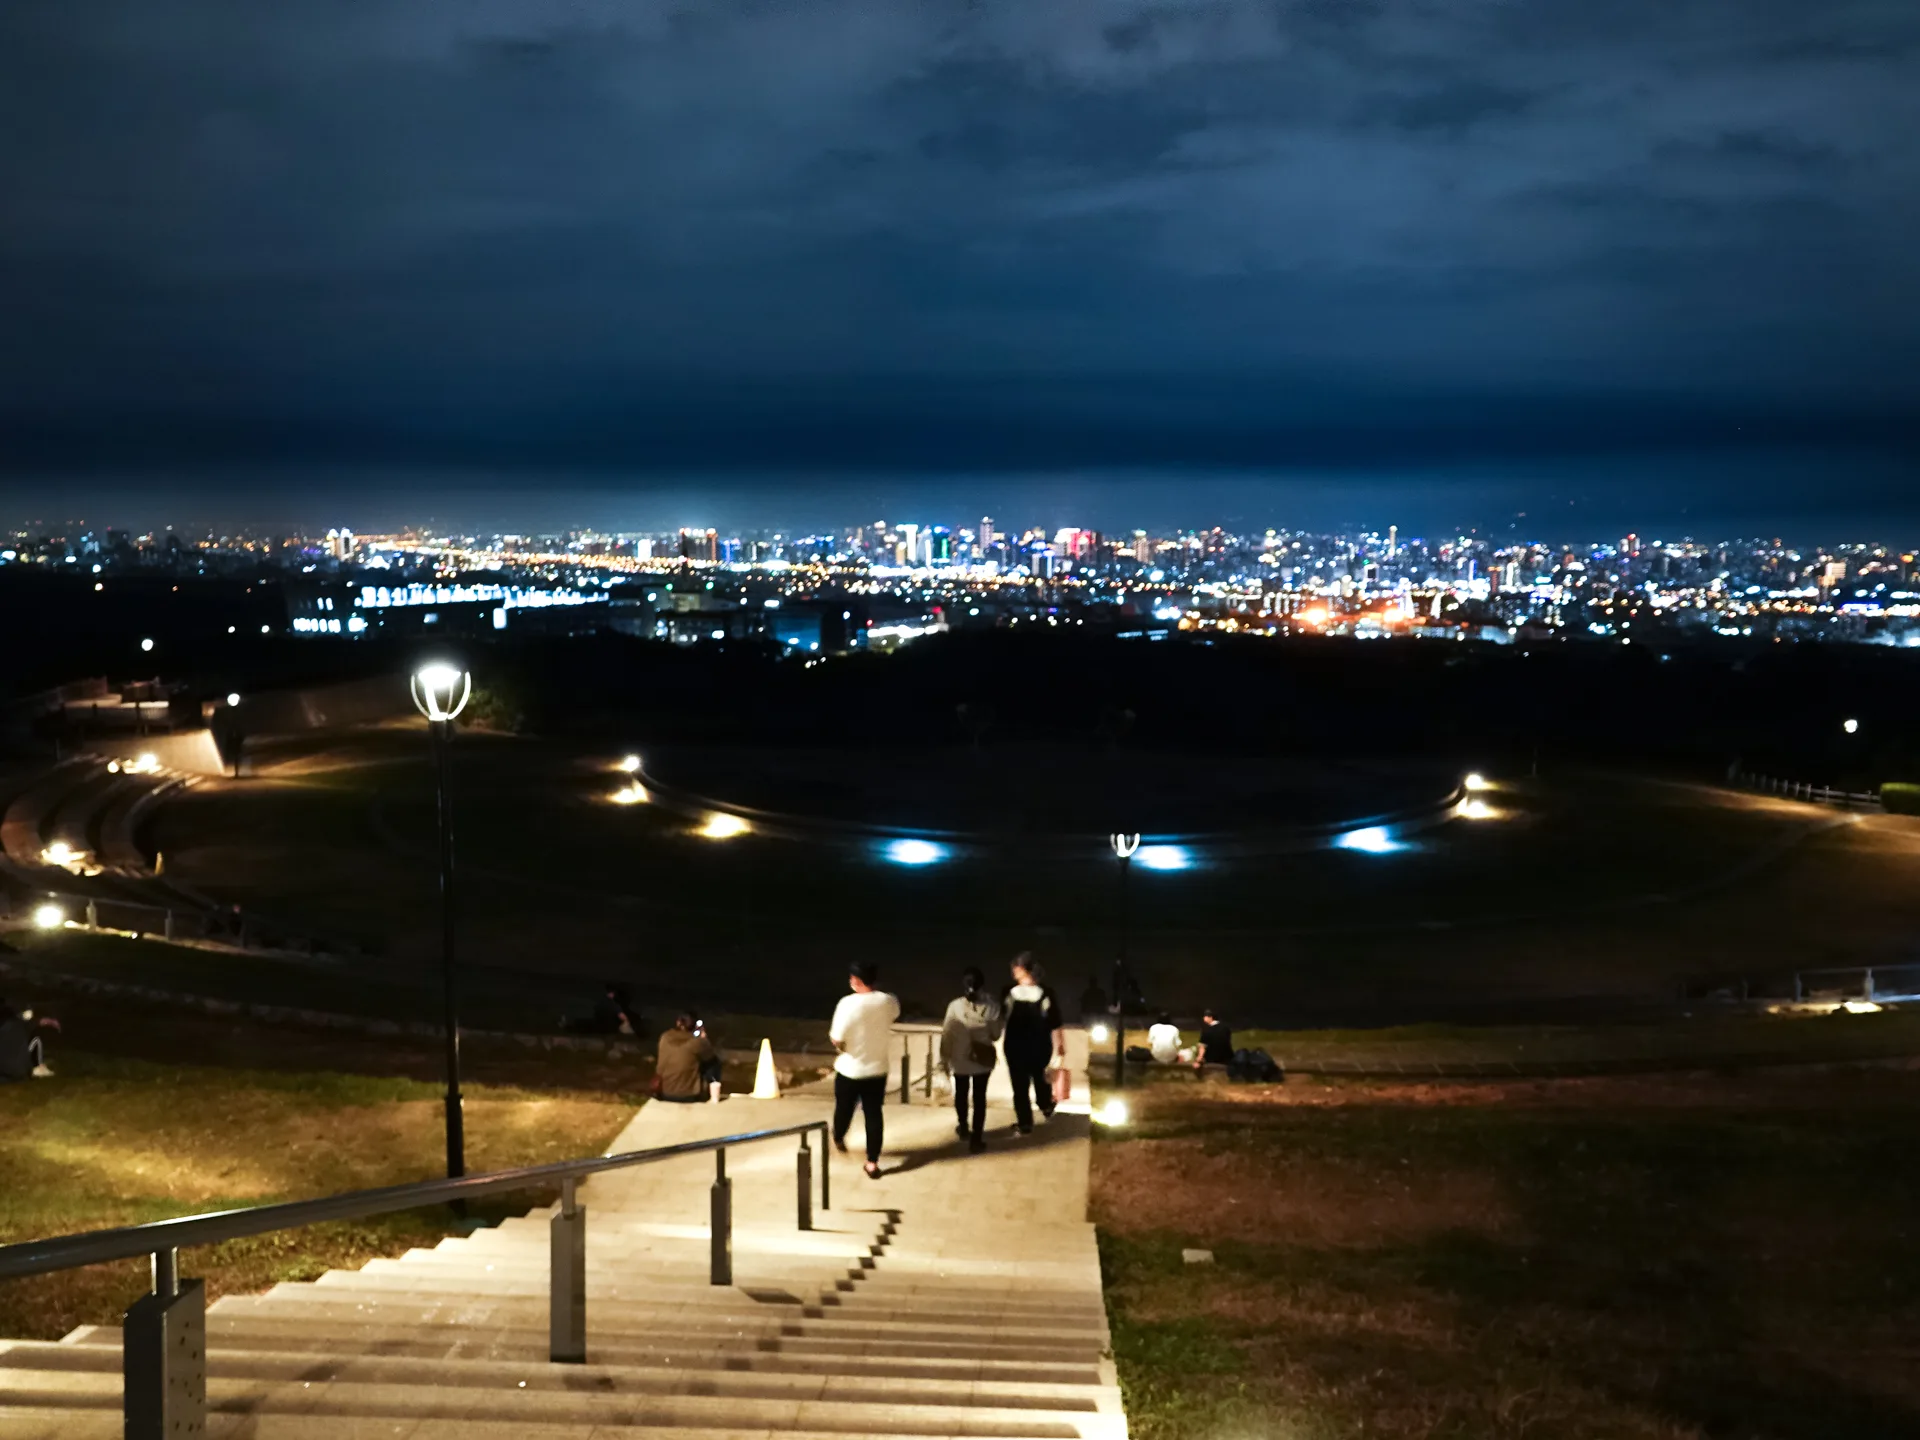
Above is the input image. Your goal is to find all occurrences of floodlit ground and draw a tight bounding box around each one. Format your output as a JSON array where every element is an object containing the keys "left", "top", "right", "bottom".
[
  {"left": 1093, "top": 1073, "right": 1920, "bottom": 1440},
  {"left": 139, "top": 726, "right": 1920, "bottom": 1022},
  {"left": 0, "top": 1012, "right": 636, "bottom": 1342}
]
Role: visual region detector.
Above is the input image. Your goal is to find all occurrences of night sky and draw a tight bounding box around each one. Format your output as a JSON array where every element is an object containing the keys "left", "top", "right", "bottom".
[{"left": 2, "top": 0, "right": 1916, "bottom": 535}]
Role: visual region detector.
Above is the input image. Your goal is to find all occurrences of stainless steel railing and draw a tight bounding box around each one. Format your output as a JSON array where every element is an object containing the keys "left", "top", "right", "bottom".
[{"left": 0, "top": 1118, "right": 830, "bottom": 1436}]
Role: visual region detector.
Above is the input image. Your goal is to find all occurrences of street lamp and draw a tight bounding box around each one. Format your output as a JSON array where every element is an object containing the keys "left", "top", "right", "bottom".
[
  {"left": 1109, "top": 833, "right": 1140, "bottom": 1087},
  {"left": 411, "top": 662, "right": 471, "bottom": 1181},
  {"left": 1843, "top": 718, "right": 1859, "bottom": 735}
]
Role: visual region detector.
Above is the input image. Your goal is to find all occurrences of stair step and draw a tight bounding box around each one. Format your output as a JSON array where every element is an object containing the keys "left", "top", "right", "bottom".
[
  {"left": 61, "top": 1319, "right": 1105, "bottom": 1386},
  {"left": 0, "top": 1365, "right": 1123, "bottom": 1437},
  {"left": 1, "top": 1340, "right": 1120, "bottom": 1414}
]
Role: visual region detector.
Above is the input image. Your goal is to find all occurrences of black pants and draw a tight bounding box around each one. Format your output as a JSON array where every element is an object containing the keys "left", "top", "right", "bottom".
[
  {"left": 1007, "top": 1054, "right": 1054, "bottom": 1130},
  {"left": 952, "top": 1071, "right": 989, "bottom": 1139},
  {"left": 832, "top": 1072, "right": 886, "bottom": 1163}
]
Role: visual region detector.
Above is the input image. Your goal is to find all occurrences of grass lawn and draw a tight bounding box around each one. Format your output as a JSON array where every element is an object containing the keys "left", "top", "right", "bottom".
[
  {"left": 1093, "top": 1071, "right": 1920, "bottom": 1439},
  {"left": 0, "top": 1047, "right": 636, "bottom": 1342},
  {"left": 143, "top": 732, "right": 1920, "bottom": 1024}
]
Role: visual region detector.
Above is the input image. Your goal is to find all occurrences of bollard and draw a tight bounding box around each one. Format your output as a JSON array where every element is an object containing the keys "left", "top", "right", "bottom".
[
  {"left": 163, "top": 908, "right": 175, "bottom": 942},
  {"left": 899, "top": 1050, "right": 911, "bottom": 1104},
  {"left": 86, "top": 899, "right": 98, "bottom": 930},
  {"left": 819, "top": 1124, "right": 830, "bottom": 1211},
  {"left": 550, "top": 1178, "right": 587, "bottom": 1363},
  {"left": 710, "top": 1148, "right": 732, "bottom": 1286},
  {"left": 125, "top": 1249, "right": 204, "bottom": 1439},
  {"left": 796, "top": 1134, "right": 813, "bottom": 1231}
]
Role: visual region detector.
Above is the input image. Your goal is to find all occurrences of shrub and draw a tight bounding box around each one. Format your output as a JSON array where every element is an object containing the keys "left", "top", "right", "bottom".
[{"left": 1881, "top": 782, "right": 1920, "bottom": 815}]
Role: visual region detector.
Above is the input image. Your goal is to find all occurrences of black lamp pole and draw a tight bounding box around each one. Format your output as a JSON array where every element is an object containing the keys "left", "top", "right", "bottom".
[
  {"left": 430, "top": 715, "right": 464, "bottom": 1181},
  {"left": 1113, "top": 849, "right": 1130, "bottom": 1088}
]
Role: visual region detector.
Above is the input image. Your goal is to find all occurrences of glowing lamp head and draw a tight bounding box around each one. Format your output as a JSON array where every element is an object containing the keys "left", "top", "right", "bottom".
[
  {"left": 1463, "top": 772, "right": 1490, "bottom": 791},
  {"left": 610, "top": 784, "right": 648, "bottom": 806},
  {"left": 1460, "top": 799, "right": 1495, "bottom": 819},
  {"left": 699, "top": 812, "right": 750, "bottom": 840},
  {"left": 410, "top": 663, "right": 471, "bottom": 723},
  {"left": 139, "top": 637, "right": 154, "bottom": 653},
  {"left": 226, "top": 692, "right": 241, "bottom": 707},
  {"left": 1096, "top": 1098, "right": 1130, "bottom": 1127},
  {"left": 617, "top": 754, "right": 642, "bottom": 774},
  {"left": 42, "top": 841, "right": 77, "bottom": 868},
  {"left": 32, "top": 903, "right": 65, "bottom": 930},
  {"left": 1843, "top": 718, "right": 1859, "bottom": 734},
  {"left": 1109, "top": 832, "right": 1141, "bottom": 859}
]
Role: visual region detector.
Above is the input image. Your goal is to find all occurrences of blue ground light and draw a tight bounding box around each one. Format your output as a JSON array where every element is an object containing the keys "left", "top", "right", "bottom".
[{"left": 882, "top": 838, "right": 948, "bottom": 866}]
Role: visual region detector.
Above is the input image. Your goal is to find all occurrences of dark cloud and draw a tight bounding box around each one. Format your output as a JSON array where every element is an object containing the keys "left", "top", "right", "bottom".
[{"left": 0, "top": 0, "right": 1915, "bottom": 496}]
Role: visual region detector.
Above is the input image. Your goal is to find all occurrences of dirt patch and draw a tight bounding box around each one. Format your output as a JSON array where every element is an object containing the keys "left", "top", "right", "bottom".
[{"left": 1093, "top": 1138, "right": 1515, "bottom": 1247}]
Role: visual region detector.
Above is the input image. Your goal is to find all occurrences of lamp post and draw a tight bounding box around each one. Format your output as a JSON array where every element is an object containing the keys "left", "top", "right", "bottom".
[
  {"left": 1109, "top": 833, "right": 1140, "bottom": 1087},
  {"left": 411, "top": 662, "right": 471, "bottom": 1181}
]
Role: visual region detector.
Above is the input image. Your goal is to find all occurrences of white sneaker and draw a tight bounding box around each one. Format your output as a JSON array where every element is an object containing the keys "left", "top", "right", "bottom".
[{"left": 31, "top": 1064, "right": 54, "bottom": 1079}]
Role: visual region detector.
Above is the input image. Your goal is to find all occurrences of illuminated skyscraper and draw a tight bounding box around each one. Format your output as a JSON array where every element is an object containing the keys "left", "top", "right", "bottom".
[{"left": 679, "top": 528, "right": 718, "bottom": 562}]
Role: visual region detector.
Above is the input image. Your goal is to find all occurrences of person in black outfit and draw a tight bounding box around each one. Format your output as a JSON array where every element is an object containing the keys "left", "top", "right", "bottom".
[
  {"left": 1194, "top": 1008, "right": 1233, "bottom": 1069},
  {"left": 1001, "top": 953, "right": 1064, "bottom": 1133}
]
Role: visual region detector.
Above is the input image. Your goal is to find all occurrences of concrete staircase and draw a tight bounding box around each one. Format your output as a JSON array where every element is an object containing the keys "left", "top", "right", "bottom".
[{"left": 0, "top": 1072, "right": 1124, "bottom": 1438}]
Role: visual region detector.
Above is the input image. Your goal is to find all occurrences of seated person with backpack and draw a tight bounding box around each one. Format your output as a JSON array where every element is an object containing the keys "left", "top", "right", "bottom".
[{"left": 1194, "top": 1008, "right": 1232, "bottom": 1070}]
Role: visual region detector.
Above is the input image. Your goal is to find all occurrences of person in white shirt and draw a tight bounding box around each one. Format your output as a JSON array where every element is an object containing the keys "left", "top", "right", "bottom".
[
  {"left": 1147, "top": 1012, "right": 1182, "bottom": 1065},
  {"left": 830, "top": 960, "right": 900, "bottom": 1179}
]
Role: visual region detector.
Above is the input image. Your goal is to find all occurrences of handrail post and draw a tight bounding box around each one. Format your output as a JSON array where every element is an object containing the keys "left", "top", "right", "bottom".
[
  {"left": 126, "top": 1247, "right": 203, "bottom": 1439},
  {"left": 550, "top": 1177, "right": 586, "bottom": 1364},
  {"left": 796, "top": 1133, "right": 813, "bottom": 1231},
  {"left": 818, "top": 1122, "right": 830, "bottom": 1211},
  {"left": 924, "top": 1033, "right": 934, "bottom": 1098},
  {"left": 899, "top": 1049, "right": 910, "bottom": 1104},
  {"left": 710, "top": 1149, "right": 732, "bottom": 1286}
]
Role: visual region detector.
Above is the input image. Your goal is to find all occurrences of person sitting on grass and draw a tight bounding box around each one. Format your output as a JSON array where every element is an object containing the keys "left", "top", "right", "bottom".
[
  {"left": 1147, "top": 1012, "right": 1182, "bottom": 1065},
  {"left": 1194, "top": 1008, "right": 1233, "bottom": 1070},
  {"left": 0, "top": 997, "right": 59, "bottom": 1081},
  {"left": 654, "top": 1013, "right": 721, "bottom": 1103}
]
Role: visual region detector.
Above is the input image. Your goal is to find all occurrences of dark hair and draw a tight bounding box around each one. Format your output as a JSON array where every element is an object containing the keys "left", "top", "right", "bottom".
[
  {"left": 1158, "top": 1011, "right": 1174, "bottom": 1026},
  {"left": 673, "top": 1013, "right": 694, "bottom": 1031},
  {"left": 1011, "top": 953, "right": 1043, "bottom": 982},
  {"left": 961, "top": 967, "right": 984, "bottom": 991},
  {"left": 849, "top": 960, "right": 879, "bottom": 985},
  {"left": 1202, "top": 1008, "right": 1218, "bottom": 1022}
]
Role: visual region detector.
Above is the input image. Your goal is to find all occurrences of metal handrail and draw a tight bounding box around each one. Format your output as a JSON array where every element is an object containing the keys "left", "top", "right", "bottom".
[{"left": 0, "top": 1118, "right": 828, "bottom": 1281}]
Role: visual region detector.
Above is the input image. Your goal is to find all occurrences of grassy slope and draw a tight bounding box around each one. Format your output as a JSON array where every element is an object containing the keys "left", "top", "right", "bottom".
[
  {"left": 0, "top": 1050, "right": 634, "bottom": 1341},
  {"left": 1093, "top": 1076, "right": 1920, "bottom": 1440},
  {"left": 145, "top": 737, "right": 1920, "bottom": 1020}
]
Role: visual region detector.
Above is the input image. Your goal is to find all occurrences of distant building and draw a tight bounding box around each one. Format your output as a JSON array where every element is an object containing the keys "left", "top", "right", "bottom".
[{"left": 679, "top": 528, "right": 718, "bottom": 563}]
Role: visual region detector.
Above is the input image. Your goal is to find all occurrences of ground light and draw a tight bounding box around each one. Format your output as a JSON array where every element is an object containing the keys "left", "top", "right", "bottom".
[
  {"left": 1089, "top": 1023, "right": 1111, "bottom": 1044},
  {"left": 609, "top": 784, "right": 648, "bottom": 805},
  {"left": 1337, "top": 826, "right": 1406, "bottom": 854},
  {"left": 1094, "top": 1098, "right": 1130, "bottom": 1126},
  {"left": 1460, "top": 799, "right": 1497, "bottom": 819},
  {"left": 699, "top": 812, "right": 750, "bottom": 839},
  {"left": 33, "top": 903, "right": 65, "bottom": 930},
  {"left": 1135, "top": 844, "right": 1191, "bottom": 871},
  {"left": 882, "top": 838, "right": 946, "bottom": 866}
]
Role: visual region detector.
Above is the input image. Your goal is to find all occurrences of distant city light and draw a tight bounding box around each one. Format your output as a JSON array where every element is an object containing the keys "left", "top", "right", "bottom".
[
  {"left": 1463, "top": 772, "right": 1490, "bottom": 791},
  {"left": 1136, "top": 844, "right": 1191, "bottom": 871},
  {"left": 882, "top": 838, "right": 947, "bottom": 866},
  {"left": 1843, "top": 718, "right": 1859, "bottom": 734},
  {"left": 32, "top": 903, "right": 65, "bottom": 930},
  {"left": 617, "top": 754, "right": 642, "bottom": 774},
  {"left": 1337, "top": 826, "right": 1406, "bottom": 854},
  {"left": 1095, "top": 1098, "right": 1130, "bottom": 1127},
  {"left": 699, "top": 812, "right": 750, "bottom": 840}
]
